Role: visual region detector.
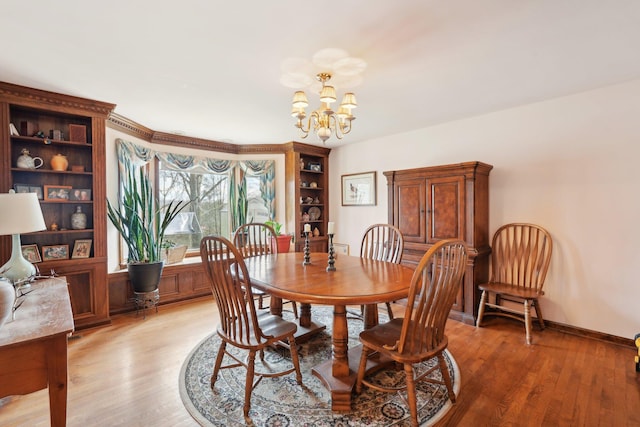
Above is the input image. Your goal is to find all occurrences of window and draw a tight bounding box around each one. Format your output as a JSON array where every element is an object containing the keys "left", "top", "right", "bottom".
[
  {"left": 115, "top": 139, "right": 276, "bottom": 256},
  {"left": 158, "top": 163, "right": 231, "bottom": 249},
  {"left": 246, "top": 174, "right": 270, "bottom": 224}
]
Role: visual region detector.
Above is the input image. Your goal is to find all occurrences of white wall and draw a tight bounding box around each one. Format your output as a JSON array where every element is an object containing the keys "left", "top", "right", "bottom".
[{"left": 329, "top": 79, "right": 640, "bottom": 339}]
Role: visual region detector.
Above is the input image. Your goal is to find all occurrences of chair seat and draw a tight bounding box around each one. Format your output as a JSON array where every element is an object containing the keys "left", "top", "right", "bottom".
[
  {"left": 219, "top": 311, "right": 297, "bottom": 349},
  {"left": 478, "top": 282, "right": 545, "bottom": 299},
  {"left": 257, "top": 311, "right": 298, "bottom": 338},
  {"left": 360, "top": 318, "right": 449, "bottom": 364}
]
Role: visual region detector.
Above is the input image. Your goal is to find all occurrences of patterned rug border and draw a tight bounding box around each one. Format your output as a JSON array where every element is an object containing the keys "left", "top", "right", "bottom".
[{"left": 179, "top": 308, "right": 460, "bottom": 426}]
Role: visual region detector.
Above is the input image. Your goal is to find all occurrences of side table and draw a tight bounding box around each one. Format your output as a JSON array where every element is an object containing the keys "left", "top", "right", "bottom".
[{"left": 0, "top": 276, "right": 74, "bottom": 427}]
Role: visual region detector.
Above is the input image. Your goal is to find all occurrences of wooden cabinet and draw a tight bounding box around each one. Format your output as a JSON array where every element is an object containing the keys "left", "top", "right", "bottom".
[
  {"left": 0, "top": 82, "right": 115, "bottom": 329},
  {"left": 384, "top": 161, "right": 493, "bottom": 325},
  {"left": 284, "top": 142, "right": 331, "bottom": 252}
]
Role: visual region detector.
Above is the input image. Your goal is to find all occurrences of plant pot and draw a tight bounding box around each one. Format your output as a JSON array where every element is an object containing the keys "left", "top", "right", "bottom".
[
  {"left": 127, "top": 261, "right": 164, "bottom": 293},
  {"left": 271, "top": 235, "right": 291, "bottom": 254}
]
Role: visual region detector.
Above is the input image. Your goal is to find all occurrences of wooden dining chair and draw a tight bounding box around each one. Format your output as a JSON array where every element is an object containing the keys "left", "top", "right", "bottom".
[
  {"left": 200, "top": 235, "right": 303, "bottom": 417},
  {"left": 360, "top": 223, "right": 405, "bottom": 319},
  {"left": 233, "top": 222, "right": 298, "bottom": 318},
  {"left": 355, "top": 239, "right": 467, "bottom": 427},
  {"left": 476, "top": 223, "right": 553, "bottom": 345}
]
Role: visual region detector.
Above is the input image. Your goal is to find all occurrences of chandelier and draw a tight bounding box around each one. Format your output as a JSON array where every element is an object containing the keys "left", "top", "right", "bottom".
[
  {"left": 281, "top": 48, "right": 366, "bottom": 144},
  {"left": 291, "top": 73, "right": 357, "bottom": 143}
]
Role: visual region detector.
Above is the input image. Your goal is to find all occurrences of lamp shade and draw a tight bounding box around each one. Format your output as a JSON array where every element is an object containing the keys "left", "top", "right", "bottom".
[
  {"left": 319, "top": 85, "right": 337, "bottom": 104},
  {"left": 0, "top": 191, "right": 46, "bottom": 283},
  {"left": 292, "top": 91, "right": 309, "bottom": 108},
  {"left": 0, "top": 192, "right": 46, "bottom": 235},
  {"left": 341, "top": 93, "right": 357, "bottom": 109}
]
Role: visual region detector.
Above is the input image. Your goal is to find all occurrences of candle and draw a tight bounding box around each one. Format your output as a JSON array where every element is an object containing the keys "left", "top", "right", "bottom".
[
  {"left": 327, "top": 222, "right": 335, "bottom": 235},
  {"left": 304, "top": 223, "right": 311, "bottom": 233}
]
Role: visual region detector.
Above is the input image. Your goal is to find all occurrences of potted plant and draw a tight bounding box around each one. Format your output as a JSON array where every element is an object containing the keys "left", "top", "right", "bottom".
[
  {"left": 265, "top": 220, "right": 292, "bottom": 254},
  {"left": 107, "top": 159, "right": 191, "bottom": 293}
]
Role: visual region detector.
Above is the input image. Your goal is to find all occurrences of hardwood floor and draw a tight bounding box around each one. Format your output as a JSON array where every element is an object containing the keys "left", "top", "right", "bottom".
[{"left": 0, "top": 298, "right": 638, "bottom": 426}]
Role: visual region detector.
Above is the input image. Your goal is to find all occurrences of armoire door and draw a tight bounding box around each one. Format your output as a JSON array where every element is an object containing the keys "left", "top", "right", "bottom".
[
  {"left": 394, "top": 178, "right": 426, "bottom": 244},
  {"left": 427, "top": 175, "right": 465, "bottom": 244}
]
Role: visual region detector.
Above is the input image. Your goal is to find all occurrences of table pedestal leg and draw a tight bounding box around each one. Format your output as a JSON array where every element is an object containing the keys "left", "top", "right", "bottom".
[
  {"left": 269, "top": 296, "right": 283, "bottom": 316},
  {"left": 312, "top": 305, "right": 358, "bottom": 411},
  {"left": 362, "top": 304, "right": 379, "bottom": 330}
]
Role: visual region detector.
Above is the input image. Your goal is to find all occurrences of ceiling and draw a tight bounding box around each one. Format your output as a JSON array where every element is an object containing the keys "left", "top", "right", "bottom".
[{"left": 2, "top": 1, "right": 640, "bottom": 147}]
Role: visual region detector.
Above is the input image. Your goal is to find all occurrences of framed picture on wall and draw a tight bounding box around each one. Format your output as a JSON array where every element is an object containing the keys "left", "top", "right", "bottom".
[{"left": 341, "top": 171, "right": 376, "bottom": 206}]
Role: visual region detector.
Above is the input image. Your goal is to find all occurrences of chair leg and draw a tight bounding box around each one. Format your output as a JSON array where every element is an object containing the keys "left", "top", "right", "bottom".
[
  {"left": 211, "top": 341, "right": 226, "bottom": 387},
  {"left": 244, "top": 350, "right": 256, "bottom": 417},
  {"left": 355, "top": 346, "right": 371, "bottom": 394},
  {"left": 533, "top": 298, "right": 545, "bottom": 330},
  {"left": 291, "top": 301, "right": 299, "bottom": 319},
  {"left": 438, "top": 353, "right": 456, "bottom": 403},
  {"left": 404, "top": 363, "right": 419, "bottom": 427},
  {"left": 385, "top": 302, "right": 394, "bottom": 320},
  {"left": 524, "top": 299, "right": 532, "bottom": 345},
  {"left": 288, "top": 334, "right": 303, "bottom": 384},
  {"left": 476, "top": 290, "right": 487, "bottom": 327}
]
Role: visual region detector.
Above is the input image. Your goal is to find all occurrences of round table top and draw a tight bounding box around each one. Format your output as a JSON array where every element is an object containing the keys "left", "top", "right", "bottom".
[{"left": 242, "top": 252, "right": 414, "bottom": 306}]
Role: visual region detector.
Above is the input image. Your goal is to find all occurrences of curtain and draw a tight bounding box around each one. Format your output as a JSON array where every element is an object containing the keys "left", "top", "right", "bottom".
[{"left": 115, "top": 139, "right": 275, "bottom": 221}]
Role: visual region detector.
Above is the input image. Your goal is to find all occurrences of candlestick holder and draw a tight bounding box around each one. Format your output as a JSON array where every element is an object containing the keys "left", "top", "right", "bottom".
[
  {"left": 302, "top": 231, "right": 311, "bottom": 265},
  {"left": 326, "top": 234, "right": 336, "bottom": 271}
]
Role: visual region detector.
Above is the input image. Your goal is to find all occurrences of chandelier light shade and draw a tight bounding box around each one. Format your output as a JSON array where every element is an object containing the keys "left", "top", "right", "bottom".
[
  {"left": 282, "top": 48, "right": 366, "bottom": 144},
  {"left": 0, "top": 190, "right": 46, "bottom": 283}
]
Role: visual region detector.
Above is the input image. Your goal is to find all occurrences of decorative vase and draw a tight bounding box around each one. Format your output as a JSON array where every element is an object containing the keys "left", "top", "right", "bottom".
[
  {"left": 71, "top": 206, "right": 87, "bottom": 230},
  {"left": 50, "top": 153, "right": 68, "bottom": 171},
  {"left": 0, "top": 278, "right": 15, "bottom": 330}
]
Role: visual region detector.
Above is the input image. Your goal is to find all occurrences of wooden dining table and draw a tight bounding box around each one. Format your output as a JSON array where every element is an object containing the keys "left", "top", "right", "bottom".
[{"left": 242, "top": 251, "right": 414, "bottom": 411}]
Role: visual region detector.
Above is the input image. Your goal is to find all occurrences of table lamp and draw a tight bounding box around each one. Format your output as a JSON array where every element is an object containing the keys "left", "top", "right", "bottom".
[{"left": 0, "top": 190, "right": 46, "bottom": 283}]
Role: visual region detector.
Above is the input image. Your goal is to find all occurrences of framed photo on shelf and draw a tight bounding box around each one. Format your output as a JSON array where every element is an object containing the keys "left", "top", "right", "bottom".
[
  {"left": 30, "top": 186, "right": 43, "bottom": 200},
  {"left": 13, "top": 183, "right": 30, "bottom": 194},
  {"left": 70, "top": 188, "right": 92, "bottom": 201},
  {"left": 15, "top": 184, "right": 44, "bottom": 200},
  {"left": 21, "top": 244, "right": 42, "bottom": 263},
  {"left": 44, "top": 185, "right": 72, "bottom": 201},
  {"left": 42, "top": 244, "right": 69, "bottom": 261},
  {"left": 341, "top": 171, "right": 377, "bottom": 206},
  {"left": 308, "top": 161, "right": 322, "bottom": 172},
  {"left": 72, "top": 239, "right": 92, "bottom": 259}
]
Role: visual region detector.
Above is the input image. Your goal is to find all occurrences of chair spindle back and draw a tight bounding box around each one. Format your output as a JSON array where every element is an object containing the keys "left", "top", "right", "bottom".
[{"left": 398, "top": 239, "right": 467, "bottom": 354}]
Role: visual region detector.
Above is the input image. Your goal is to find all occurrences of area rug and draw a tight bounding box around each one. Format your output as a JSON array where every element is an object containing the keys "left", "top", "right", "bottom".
[{"left": 179, "top": 307, "right": 460, "bottom": 426}]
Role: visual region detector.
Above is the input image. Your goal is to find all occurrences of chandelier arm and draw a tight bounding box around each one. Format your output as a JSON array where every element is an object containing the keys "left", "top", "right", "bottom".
[{"left": 339, "top": 118, "right": 353, "bottom": 135}]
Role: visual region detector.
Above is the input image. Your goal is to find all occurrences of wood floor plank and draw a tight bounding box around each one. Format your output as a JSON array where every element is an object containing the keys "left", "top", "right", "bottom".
[{"left": 0, "top": 299, "right": 638, "bottom": 426}]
